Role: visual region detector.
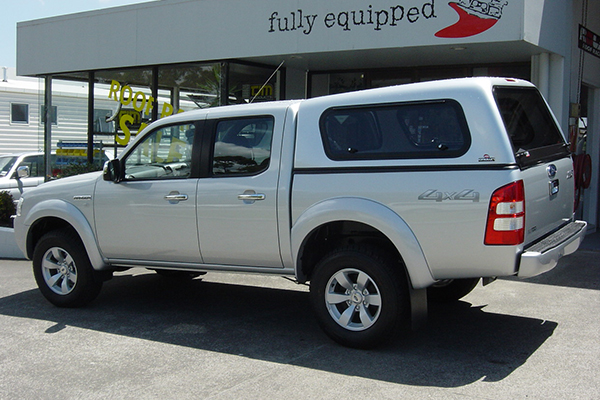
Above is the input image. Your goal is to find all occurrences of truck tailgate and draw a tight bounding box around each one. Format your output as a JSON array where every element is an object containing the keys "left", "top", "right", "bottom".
[{"left": 521, "top": 156, "right": 576, "bottom": 245}]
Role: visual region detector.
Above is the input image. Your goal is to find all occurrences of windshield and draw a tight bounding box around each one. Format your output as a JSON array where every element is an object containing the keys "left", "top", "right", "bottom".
[{"left": 0, "top": 156, "right": 18, "bottom": 177}]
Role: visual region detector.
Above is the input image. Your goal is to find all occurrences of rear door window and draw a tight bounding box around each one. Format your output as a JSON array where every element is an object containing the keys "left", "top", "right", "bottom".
[
  {"left": 493, "top": 87, "right": 569, "bottom": 168},
  {"left": 211, "top": 116, "right": 274, "bottom": 176}
]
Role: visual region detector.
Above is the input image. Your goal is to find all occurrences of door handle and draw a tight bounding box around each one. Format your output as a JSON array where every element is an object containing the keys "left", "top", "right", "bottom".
[
  {"left": 237, "top": 193, "right": 266, "bottom": 201},
  {"left": 165, "top": 192, "right": 188, "bottom": 202}
]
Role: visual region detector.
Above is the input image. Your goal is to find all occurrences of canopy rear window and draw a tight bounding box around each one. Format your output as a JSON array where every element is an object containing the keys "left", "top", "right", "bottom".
[{"left": 494, "top": 87, "right": 569, "bottom": 168}]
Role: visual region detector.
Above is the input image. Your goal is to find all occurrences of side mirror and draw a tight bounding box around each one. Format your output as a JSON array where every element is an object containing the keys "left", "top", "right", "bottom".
[
  {"left": 103, "top": 159, "right": 122, "bottom": 182},
  {"left": 16, "top": 166, "right": 30, "bottom": 180}
]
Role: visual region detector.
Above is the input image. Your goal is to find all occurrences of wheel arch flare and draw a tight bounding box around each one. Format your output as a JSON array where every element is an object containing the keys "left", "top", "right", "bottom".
[
  {"left": 23, "top": 199, "right": 107, "bottom": 270},
  {"left": 291, "top": 197, "right": 435, "bottom": 289}
]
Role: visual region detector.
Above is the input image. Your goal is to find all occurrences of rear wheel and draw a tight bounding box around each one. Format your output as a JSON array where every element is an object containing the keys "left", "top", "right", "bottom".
[
  {"left": 427, "top": 278, "right": 479, "bottom": 303},
  {"left": 309, "top": 245, "right": 409, "bottom": 349},
  {"left": 32, "top": 229, "right": 103, "bottom": 307}
]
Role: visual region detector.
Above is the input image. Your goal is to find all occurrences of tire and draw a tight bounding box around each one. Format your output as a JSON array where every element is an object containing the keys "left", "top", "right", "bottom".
[
  {"left": 427, "top": 278, "right": 479, "bottom": 303},
  {"left": 32, "top": 229, "right": 103, "bottom": 307},
  {"left": 309, "top": 245, "right": 409, "bottom": 349}
]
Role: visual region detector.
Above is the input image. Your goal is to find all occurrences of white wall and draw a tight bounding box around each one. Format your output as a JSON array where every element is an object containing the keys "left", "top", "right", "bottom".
[
  {"left": 0, "top": 68, "right": 118, "bottom": 155},
  {"left": 18, "top": 0, "right": 532, "bottom": 76},
  {"left": 0, "top": 68, "right": 43, "bottom": 153}
]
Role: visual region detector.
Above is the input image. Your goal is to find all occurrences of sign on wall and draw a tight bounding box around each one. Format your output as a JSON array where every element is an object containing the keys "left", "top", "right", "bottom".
[
  {"left": 267, "top": 0, "right": 510, "bottom": 39},
  {"left": 108, "top": 80, "right": 179, "bottom": 146},
  {"left": 435, "top": 0, "right": 508, "bottom": 38},
  {"left": 579, "top": 25, "right": 600, "bottom": 59}
]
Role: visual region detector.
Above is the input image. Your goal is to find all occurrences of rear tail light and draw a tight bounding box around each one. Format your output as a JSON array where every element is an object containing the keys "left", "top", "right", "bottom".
[{"left": 485, "top": 180, "right": 525, "bottom": 245}]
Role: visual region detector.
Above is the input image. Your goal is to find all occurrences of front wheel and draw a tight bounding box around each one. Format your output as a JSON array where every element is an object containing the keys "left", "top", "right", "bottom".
[
  {"left": 309, "top": 245, "right": 409, "bottom": 349},
  {"left": 32, "top": 229, "right": 103, "bottom": 307}
]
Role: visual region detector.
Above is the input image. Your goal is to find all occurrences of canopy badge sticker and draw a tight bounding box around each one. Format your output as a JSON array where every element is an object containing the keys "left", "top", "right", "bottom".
[{"left": 435, "top": 0, "right": 508, "bottom": 38}]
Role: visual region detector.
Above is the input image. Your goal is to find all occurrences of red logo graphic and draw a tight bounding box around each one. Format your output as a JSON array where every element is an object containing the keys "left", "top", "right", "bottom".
[{"left": 435, "top": 0, "right": 508, "bottom": 38}]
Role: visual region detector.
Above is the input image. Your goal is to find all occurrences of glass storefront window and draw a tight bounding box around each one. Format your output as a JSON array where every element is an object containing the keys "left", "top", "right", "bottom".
[
  {"left": 159, "top": 63, "right": 222, "bottom": 109},
  {"left": 46, "top": 77, "right": 95, "bottom": 177},
  {"left": 309, "top": 72, "right": 366, "bottom": 97},
  {"left": 473, "top": 64, "right": 530, "bottom": 80},
  {"left": 310, "top": 63, "right": 530, "bottom": 97},
  {"left": 39, "top": 61, "right": 281, "bottom": 179},
  {"left": 94, "top": 68, "right": 153, "bottom": 160},
  {"left": 329, "top": 72, "right": 366, "bottom": 94},
  {"left": 228, "top": 63, "right": 280, "bottom": 104}
]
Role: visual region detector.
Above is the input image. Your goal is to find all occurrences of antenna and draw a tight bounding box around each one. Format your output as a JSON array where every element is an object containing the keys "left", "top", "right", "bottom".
[{"left": 250, "top": 60, "right": 285, "bottom": 103}]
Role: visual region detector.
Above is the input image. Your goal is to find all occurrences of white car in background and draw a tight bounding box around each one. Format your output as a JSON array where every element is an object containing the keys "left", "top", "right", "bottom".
[{"left": 0, "top": 152, "right": 45, "bottom": 202}]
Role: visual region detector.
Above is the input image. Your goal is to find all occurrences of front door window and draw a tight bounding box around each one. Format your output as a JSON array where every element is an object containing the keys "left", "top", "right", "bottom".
[{"left": 124, "top": 123, "right": 194, "bottom": 180}]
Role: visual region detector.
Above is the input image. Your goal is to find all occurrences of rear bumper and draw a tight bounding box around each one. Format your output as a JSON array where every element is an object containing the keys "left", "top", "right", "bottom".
[{"left": 518, "top": 220, "right": 587, "bottom": 278}]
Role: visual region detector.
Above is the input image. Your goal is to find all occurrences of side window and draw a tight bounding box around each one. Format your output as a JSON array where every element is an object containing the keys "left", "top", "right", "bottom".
[
  {"left": 212, "top": 116, "right": 274, "bottom": 176},
  {"left": 322, "top": 110, "right": 382, "bottom": 154},
  {"left": 11, "top": 103, "right": 29, "bottom": 124},
  {"left": 20, "top": 155, "right": 44, "bottom": 177},
  {"left": 124, "top": 123, "right": 195, "bottom": 180},
  {"left": 321, "top": 100, "right": 470, "bottom": 160}
]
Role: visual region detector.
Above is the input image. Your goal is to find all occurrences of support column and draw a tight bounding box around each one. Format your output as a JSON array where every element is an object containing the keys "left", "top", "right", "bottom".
[
  {"left": 531, "top": 53, "right": 567, "bottom": 130},
  {"left": 219, "top": 62, "right": 229, "bottom": 106},
  {"left": 536, "top": 53, "right": 550, "bottom": 98},
  {"left": 151, "top": 66, "right": 159, "bottom": 122},
  {"left": 44, "top": 76, "right": 52, "bottom": 181},
  {"left": 583, "top": 87, "right": 600, "bottom": 230},
  {"left": 549, "top": 53, "right": 565, "bottom": 122},
  {"left": 172, "top": 86, "right": 180, "bottom": 113},
  {"left": 87, "top": 72, "right": 95, "bottom": 165}
]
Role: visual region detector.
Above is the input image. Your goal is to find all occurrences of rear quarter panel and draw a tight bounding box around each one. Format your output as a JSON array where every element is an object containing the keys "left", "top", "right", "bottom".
[{"left": 291, "top": 169, "right": 523, "bottom": 280}]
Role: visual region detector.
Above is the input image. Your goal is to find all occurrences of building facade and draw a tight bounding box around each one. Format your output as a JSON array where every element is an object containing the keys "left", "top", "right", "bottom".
[{"left": 14, "top": 0, "right": 600, "bottom": 228}]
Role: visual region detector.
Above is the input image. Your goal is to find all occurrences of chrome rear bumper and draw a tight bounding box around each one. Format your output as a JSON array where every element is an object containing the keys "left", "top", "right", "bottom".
[{"left": 518, "top": 220, "right": 587, "bottom": 278}]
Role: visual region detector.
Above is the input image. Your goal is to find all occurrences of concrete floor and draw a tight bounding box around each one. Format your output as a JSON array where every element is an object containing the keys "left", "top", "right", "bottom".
[{"left": 0, "top": 244, "right": 598, "bottom": 399}]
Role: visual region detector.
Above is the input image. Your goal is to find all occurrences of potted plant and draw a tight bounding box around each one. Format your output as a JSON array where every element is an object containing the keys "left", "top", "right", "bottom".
[{"left": 0, "top": 191, "right": 15, "bottom": 228}]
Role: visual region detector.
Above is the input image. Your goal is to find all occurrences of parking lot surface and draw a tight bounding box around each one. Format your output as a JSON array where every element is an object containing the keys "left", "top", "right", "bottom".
[{"left": 0, "top": 237, "right": 599, "bottom": 399}]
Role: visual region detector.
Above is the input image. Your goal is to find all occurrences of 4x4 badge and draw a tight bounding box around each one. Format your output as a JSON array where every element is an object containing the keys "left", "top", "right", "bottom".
[{"left": 418, "top": 189, "right": 480, "bottom": 203}]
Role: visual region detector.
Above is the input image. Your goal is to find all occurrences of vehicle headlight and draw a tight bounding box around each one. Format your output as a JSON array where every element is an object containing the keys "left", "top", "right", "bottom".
[{"left": 16, "top": 197, "right": 24, "bottom": 217}]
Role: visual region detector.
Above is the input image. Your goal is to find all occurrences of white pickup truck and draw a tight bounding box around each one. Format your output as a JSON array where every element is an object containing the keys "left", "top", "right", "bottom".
[
  {"left": 0, "top": 152, "right": 45, "bottom": 203},
  {"left": 14, "top": 77, "right": 587, "bottom": 348}
]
